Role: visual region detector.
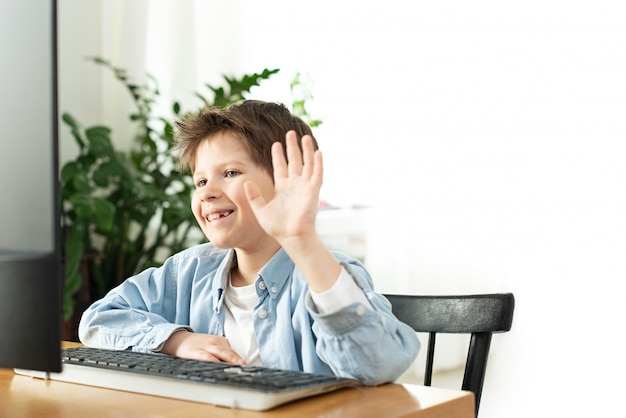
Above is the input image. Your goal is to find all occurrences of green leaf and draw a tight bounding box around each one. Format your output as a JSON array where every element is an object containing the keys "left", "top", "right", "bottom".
[
  {"left": 61, "top": 112, "right": 80, "bottom": 130},
  {"left": 70, "top": 193, "right": 95, "bottom": 219},
  {"left": 60, "top": 161, "right": 79, "bottom": 183},
  {"left": 70, "top": 172, "right": 91, "bottom": 194},
  {"left": 63, "top": 293, "right": 77, "bottom": 322},
  {"left": 61, "top": 112, "right": 86, "bottom": 149},
  {"left": 93, "top": 197, "right": 115, "bottom": 232},
  {"left": 64, "top": 268, "right": 83, "bottom": 297},
  {"left": 91, "top": 168, "right": 109, "bottom": 187},
  {"left": 194, "top": 92, "right": 208, "bottom": 105},
  {"left": 64, "top": 226, "right": 85, "bottom": 279},
  {"left": 86, "top": 126, "right": 113, "bottom": 155},
  {"left": 93, "top": 160, "right": 129, "bottom": 186},
  {"left": 90, "top": 56, "right": 109, "bottom": 66}
]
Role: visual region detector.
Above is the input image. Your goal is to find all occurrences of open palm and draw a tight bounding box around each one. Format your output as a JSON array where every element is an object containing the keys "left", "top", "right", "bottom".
[{"left": 244, "top": 131, "right": 323, "bottom": 245}]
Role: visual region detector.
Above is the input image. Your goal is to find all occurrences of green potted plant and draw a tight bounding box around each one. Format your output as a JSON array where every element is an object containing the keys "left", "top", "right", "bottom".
[{"left": 60, "top": 58, "right": 318, "bottom": 339}]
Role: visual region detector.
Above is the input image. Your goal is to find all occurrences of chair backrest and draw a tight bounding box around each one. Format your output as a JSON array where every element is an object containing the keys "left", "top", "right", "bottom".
[{"left": 384, "top": 293, "right": 515, "bottom": 416}]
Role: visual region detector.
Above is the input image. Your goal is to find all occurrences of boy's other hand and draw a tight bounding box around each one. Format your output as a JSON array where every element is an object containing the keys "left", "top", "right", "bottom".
[{"left": 160, "top": 330, "right": 246, "bottom": 365}]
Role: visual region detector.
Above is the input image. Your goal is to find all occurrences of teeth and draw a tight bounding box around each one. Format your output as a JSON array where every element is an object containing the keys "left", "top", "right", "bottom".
[{"left": 207, "top": 211, "right": 232, "bottom": 222}]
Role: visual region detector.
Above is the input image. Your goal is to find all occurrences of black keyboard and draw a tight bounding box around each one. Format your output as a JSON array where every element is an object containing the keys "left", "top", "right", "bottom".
[{"left": 15, "top": 346, "right": 360, "bottom": 411}]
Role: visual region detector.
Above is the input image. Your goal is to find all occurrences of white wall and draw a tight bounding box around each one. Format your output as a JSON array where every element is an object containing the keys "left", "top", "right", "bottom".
[{"left": 58, "top": 1, "right": 626, "bottom": 416}]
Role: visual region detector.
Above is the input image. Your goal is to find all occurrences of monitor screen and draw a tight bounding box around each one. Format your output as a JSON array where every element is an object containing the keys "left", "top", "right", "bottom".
[{"left": 0, "top": 0, "right": 62, "bottom": 372}]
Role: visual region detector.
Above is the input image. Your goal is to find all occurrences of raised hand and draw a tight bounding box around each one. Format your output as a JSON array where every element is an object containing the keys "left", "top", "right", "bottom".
[
  {"left": 244, "top": 130, "right": 323, "bottom": 247},
  {"left": 244, "top": 130, "right": 340, "bottom": 292}
]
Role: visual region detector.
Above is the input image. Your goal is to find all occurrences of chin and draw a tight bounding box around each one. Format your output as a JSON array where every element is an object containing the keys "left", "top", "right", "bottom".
[{"left": 203, "top": 234, "right": 231, "bottom": 249}]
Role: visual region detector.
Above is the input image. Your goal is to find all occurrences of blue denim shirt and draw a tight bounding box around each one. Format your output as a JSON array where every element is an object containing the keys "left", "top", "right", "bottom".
[{"left": 78, "top": 243, "right": 420, "bottom": 386}]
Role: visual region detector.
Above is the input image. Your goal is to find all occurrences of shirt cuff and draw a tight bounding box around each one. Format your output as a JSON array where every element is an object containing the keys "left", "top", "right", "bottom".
[
  {"left": 151, "top": 325, "right": 193, "bottom": 353},
  {"left": 309, "top": 266, "right": 373, "bottom": 315}
]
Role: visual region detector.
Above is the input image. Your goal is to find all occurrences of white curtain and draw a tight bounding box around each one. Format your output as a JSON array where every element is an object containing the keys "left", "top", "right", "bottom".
[{"left": 58, "top": 0, "right": 244, "bottom": 156}]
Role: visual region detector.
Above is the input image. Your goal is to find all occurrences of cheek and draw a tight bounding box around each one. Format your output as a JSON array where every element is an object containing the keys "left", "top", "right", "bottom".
[
  {"left": 229, "top": 184, "right": 251, "bottom": 206},
  {"left": 190, "top": 191, "right": 202, "bottom": 215}
]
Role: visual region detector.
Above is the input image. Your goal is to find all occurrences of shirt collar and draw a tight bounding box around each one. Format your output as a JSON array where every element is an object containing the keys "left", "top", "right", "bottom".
[
  {"left": 258, "top": 248, "right": 294, "bottom": 297},
  {"left": 215, "top": 247, "right": 295, "bottom": 302},
  {"left": 214, "top": 249, "right": 236, "bottom": 310}
]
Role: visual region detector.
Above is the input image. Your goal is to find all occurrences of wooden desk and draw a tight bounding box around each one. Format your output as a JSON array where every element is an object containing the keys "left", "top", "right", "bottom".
[{"left": 0, "top": 344, "right": 474, "bottom": 418}]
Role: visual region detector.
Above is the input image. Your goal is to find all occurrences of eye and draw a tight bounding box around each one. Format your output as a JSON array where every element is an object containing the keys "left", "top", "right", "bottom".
[
  {"left": 225, "top": 170, "right": 240, "bottom": 178},
  {"left": 195, "top": 179, "right": 207, "bottom": 188}
]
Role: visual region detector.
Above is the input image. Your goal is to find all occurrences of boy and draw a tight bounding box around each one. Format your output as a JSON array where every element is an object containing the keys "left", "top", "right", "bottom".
[{"left": 78, "top": 100, "right": 419, "bottom": 386}]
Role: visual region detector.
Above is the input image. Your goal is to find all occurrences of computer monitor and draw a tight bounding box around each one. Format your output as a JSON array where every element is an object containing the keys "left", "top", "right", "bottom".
[{"left": 0, "top": 0, "right": 62, "bottom": 372}]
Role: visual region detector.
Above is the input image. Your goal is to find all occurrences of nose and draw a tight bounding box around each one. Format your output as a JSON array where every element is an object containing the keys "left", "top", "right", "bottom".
[{"left": 196, "top": 178, "right": 221, "bottom": 202}]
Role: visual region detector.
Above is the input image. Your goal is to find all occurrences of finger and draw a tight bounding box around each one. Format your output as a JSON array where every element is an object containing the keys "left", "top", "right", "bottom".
[
  {"left": 285, "top": 131, "right": 303, "bottom": 176},
  {"left": 206, "top": 346, "right": 246, "bottom": 365},
  {"left": 244, "top": 180, "right": 267, "bottom": 212},
  {"left": 271, "top": 141, "right": 287, "bottom": 180},
  {"left": 313, "top": 148, "right": 323, "bottom": 187},
  {"left": 301, "top": 135, "right": 315, "bottom": 179},
  {"left": 190, "top": 350, "right": 221, "bottom": 363}
]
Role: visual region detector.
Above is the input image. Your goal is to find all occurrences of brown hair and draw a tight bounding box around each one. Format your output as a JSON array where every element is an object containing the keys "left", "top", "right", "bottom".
[{"left": 174, "top": 100, "right": 318, "bottom": 174}]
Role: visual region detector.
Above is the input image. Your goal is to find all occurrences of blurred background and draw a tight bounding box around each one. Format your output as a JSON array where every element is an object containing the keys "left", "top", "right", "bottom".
[{"left": 58, "top": 1, "right": 626, "bottom": 416}]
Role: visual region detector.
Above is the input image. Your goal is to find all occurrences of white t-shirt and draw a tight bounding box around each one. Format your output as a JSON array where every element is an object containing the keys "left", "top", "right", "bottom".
[{"left": 223, "top": 277, "right": 262, "bottom": 366}]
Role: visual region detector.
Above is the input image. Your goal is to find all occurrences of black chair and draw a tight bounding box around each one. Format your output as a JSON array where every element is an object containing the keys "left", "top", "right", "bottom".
[{"left": 384, "top": 293, "right": 515, "bottom": 416}]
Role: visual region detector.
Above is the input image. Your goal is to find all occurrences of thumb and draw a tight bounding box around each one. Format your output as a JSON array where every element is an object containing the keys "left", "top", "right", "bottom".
[{"left": 244, "top": 181, "right": 267, "bottom": 212}]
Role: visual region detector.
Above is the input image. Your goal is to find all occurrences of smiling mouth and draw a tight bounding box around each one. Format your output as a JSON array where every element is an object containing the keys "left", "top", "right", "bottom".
[{"left": 206, "top": 210, "right": 233, "bottom": 222}]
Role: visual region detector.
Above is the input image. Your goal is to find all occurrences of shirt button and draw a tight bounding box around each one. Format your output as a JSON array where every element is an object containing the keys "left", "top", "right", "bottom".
[
  {"left": 257, "top": 309, "right": 268, "bottom": 319},
  {"left": 258, "top": 281, "right": 267, "bottom": 290},
  {"left": 270, "top": 285, "right": 278, "bottom": 293},
  {"left": 356, "top": 305, "right": 366, "bottom": 316}
]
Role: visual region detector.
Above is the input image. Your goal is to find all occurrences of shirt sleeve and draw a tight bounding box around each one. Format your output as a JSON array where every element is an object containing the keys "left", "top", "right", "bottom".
[
  {"left": 78, "top": 251, "right": 195, "bottom": 353},
  {"left": 308, "top": 266, "right": 374, "bottom": 314},
  {"left": 304, "top": 258, "right": 420, "bottom": 386}
]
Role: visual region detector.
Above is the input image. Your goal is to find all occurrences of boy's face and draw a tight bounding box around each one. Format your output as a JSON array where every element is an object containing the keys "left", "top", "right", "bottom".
[{"left": 191, "top": 131, "right": 275, "bottom": 251}]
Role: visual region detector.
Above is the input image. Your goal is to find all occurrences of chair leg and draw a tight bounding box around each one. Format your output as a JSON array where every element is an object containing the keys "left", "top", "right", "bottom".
[
  {"left": 462, "top": 332, "right": 492, "bottom": 416},
  {"left": 424, "top": 332, "right": 436, "bottom": 386}
]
